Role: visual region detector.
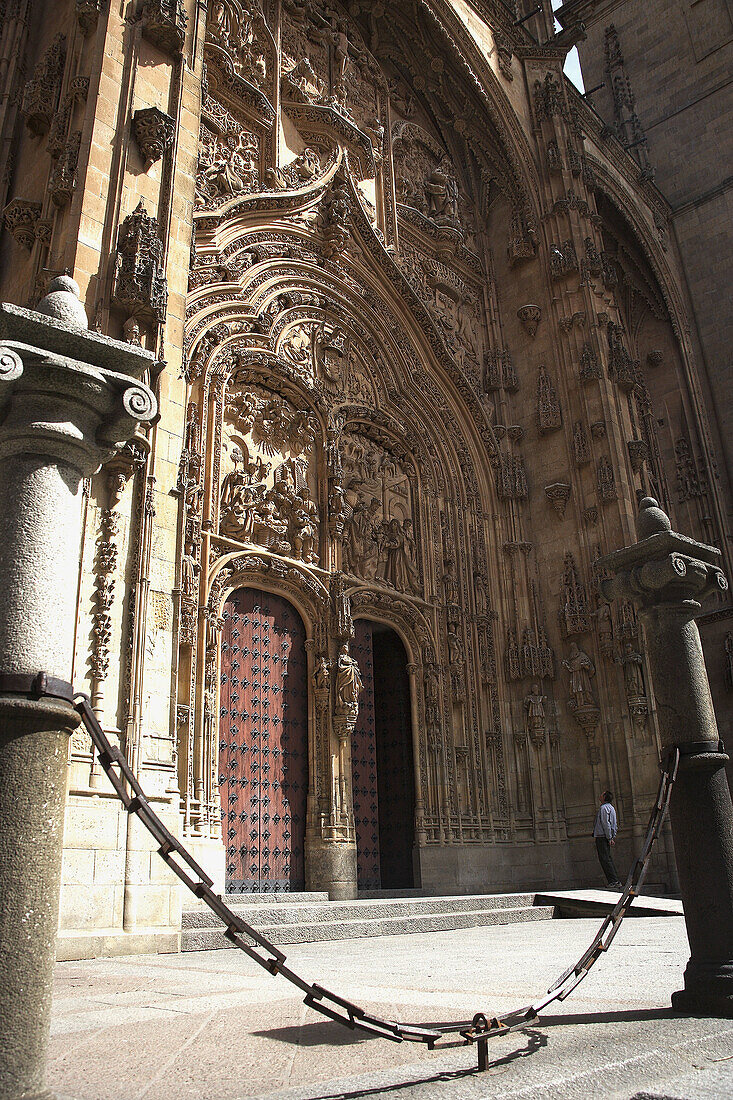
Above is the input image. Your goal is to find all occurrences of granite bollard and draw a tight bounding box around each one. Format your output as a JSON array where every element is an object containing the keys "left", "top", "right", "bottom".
[
  {"left": 0, "top": 279, "right": 157, "bottom": 1100},
  {"left": 599, "top": 497, "right": 733, "bottom": 1017}
]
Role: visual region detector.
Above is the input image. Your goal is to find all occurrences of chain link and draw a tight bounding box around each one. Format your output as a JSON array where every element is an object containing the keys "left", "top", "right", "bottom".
[{"left": 75, "top": 694, "right": 679, "bottom": 1061}]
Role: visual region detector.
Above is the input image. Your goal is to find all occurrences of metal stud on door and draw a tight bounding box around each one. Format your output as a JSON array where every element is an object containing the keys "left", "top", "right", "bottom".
[{"left": 219, "top": 588, "right": 308, "bottom": 893}]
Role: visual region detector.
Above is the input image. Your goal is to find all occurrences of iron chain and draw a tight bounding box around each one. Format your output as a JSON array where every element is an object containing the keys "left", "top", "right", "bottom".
[{"left": 75, "top": 694, "right": 680, "bottom": 1059}]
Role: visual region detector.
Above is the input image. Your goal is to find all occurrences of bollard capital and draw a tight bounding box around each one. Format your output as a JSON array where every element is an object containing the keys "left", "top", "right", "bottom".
[
  {"left": 598, "top": 498, "right": 728, "bottom": 616},
  {"left": 0, "top": 286, "right": 157, "bottom": 478}
]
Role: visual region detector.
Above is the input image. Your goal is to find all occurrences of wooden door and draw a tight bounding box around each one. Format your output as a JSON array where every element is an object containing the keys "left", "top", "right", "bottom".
[{"left": 219, "top": 588, "right": 308, "bottom": 893}]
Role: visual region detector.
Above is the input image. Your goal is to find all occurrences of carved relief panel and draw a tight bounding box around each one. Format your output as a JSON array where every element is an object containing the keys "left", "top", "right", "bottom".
[
  {"left": 340, "top": 430, "right": 421, "bottom": 596},
  {"left": 219, "top": 383, "right": 320, "bottom": 564}
]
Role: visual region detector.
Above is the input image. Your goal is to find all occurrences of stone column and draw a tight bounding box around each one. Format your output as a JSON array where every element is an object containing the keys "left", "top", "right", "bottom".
[
  {"left": 0, "top": 279, "right": 157, "bottom": 1100},
  {"left": 599, "top": 497, "right": 733, "bottom": 1017}
]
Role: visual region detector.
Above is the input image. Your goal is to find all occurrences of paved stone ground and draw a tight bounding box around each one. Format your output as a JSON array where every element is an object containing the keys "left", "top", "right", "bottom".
[{"left": 48, "top": 916, "right": 733, "bottom": 1100}]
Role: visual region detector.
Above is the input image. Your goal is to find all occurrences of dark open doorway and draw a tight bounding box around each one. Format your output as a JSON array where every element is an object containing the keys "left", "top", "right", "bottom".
[{"left": 351, "top": 620, "right": 416, "bottom": 890}]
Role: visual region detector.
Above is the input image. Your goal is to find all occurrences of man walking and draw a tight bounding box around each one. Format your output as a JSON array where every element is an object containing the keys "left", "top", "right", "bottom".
[{"left": 594, "top": 790, "right": 622, "bottom": 889}]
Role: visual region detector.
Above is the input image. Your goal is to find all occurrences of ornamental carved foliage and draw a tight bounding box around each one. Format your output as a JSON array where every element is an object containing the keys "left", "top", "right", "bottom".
[
  {"left": 597, "top": 455, "right": 617, "bottom": 503},
  {"left": 132, "top": 107, "right": 175, "bottom": 164},
  {"left": 340, "top": 430, "right": 421, "bottom": 597},
  {"left": 3, "top": 198, "right": 41, "bottom": 249},
  {"left": 195, "top": 90, "right": 260, "bottom": 209},
  {"left": 113, "top": 200, "right": 167, "bottom": 324},
  {"left": 220, "top": 383, "right": 320, "bottom": 564},
  {"left": 22, "top": 33, "right": 66, "bottom": 136},
  {"left": 264, "top": 145, "right": 327, "bottom": 191}
]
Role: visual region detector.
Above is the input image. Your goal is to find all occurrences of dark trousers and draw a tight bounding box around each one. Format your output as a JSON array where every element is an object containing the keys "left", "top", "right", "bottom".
[{"left": 595, "top": 837, "right": 620, "bottom": 885}]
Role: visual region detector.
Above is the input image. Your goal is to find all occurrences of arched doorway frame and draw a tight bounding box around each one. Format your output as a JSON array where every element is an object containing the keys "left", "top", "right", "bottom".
[{"left": 349, "top": 585, "right": 439, "bottom": 869}]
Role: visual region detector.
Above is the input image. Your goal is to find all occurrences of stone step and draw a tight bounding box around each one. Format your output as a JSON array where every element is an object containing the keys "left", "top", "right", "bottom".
[
  {"left": 180, "top": 903, "right": 556, "bottom": 951},
  {"left": 185, "top": 891, "right": 330, "bottom": 909},
  {"left": 181, "top": 891, "right": 537, "bottom": 929}
]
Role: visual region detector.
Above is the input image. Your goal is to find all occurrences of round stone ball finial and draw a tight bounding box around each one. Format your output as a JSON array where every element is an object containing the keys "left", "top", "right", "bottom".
[
  {"left": 637, "top": 496, "right": 672, "bottom": 540},
  {"left": 37, "top": 275, "right": 89, "bottom": 330}
]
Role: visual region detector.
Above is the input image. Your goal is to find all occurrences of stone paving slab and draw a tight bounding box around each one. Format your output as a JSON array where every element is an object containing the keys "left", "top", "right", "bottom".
[{"left": 47, "top": 917, "right": 733, "bottom": 1100}]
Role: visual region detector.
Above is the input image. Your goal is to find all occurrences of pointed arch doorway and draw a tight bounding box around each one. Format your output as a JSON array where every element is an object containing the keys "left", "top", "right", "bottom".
[
  {"left": 219, "top": 588, "right": 309, "bottom": 893},
  {"left": 351, "top": 620, "right": 416, "bottom": 890}
]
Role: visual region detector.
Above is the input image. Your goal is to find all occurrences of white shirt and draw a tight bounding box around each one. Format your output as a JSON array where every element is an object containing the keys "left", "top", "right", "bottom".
[{"left": 593, "top": 802, "right": 617, "bottom": 840}]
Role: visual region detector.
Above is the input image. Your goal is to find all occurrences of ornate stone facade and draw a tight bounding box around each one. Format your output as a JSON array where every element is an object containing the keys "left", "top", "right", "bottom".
[{"left": 0, "top": 0, "right": 728, "bottom": 956}]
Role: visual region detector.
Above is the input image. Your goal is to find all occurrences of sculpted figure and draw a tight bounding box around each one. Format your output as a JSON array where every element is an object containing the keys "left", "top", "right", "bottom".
[
  {"left": 524, "top": 682, "right": 546, "bottom": 738},
  {"left": 378, "top": 517, "right": 420, "bottom": 594},
  {"left": 563, "top": 642, "right": 597, "bottom": 709},
  {"left": 253, "top": 494, "right": 288, "bottom": 550},
  {"left": 594, "top": 602, "right": 614, "bottom": 655},
  {"left": 181, "top": 537, "right": 200, "bottom": 599},
  {"left": 335, "top": 644, "right": 363, "bottom": 711},
  {"left": 447, "top": 623, "right": 464, "bottom": 667},
  {"left": 290, "top": 491, "right": 318, "bottom": 562},
  {"left": 426, "top": 155, "right": 459, "bottom": 223},
  {"left": 313, "top": 655, "right": 330, "bottom": 693},
  {"left": 617, "top": 642, "right": 645, "bottom": 698}
]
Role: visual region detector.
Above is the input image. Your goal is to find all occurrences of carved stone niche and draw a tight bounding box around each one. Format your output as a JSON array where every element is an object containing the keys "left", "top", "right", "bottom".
[
  {"left": 545, "top": 482, "right": 571, "bottom": 519},
  {"left": 3, "top": 199, "right": 41, "bottom": 249},
  {"left": 76, "top": 0, "right": 102, "bottom": 35},
  {"left": 517, "top": 304, "right": 541, "bottom": 338},
  {"left": 141, "top": 0, "right": 187, "bottom": 55},
  {"left": 132, "top": 107, "right": 175, "bottom": 164},
  {"left": 22, "top": 33, "right": 66, "bottom": 136},
  {"left": 112, "top": 200, "right": 167, "bottom": 325}
]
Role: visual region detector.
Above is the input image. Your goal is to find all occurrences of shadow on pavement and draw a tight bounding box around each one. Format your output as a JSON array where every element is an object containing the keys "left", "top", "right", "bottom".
[
  {"left": 539, "top": 1007, "right": 674, "bottom": 1027},
  {"left": 252, "top": 1020, "right": 378, "bottom": 1046},
  {"left": 256, "top": 1028, "right": 548, "bottom": 1099}
]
